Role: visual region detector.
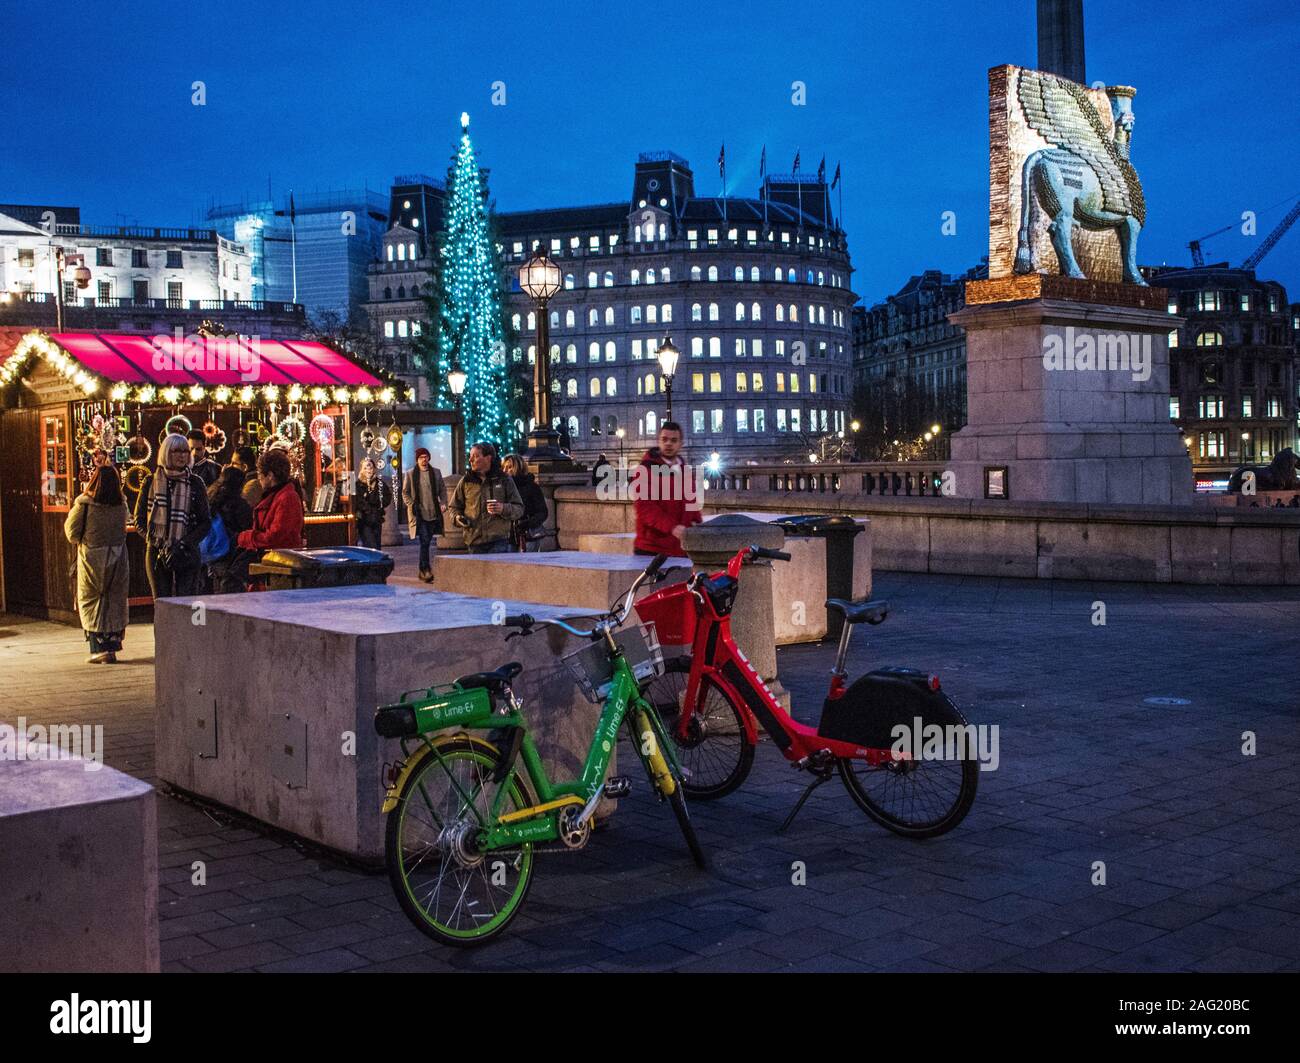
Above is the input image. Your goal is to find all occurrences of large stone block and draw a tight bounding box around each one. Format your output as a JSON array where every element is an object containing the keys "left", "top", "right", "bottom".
[
  {"left": 0, "top": 747, "right": 158, "bottom": 972},
  {"left": 432, "top": 550, "right": 690, "bottom": 612},
  {"left": 155, "top": 586, "right": 619, "bottom": 862}
]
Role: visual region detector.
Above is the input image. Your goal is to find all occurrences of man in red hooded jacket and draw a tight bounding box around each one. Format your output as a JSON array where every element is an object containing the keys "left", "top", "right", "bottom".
[{"left": 633, "top": 421, "right": 702, "bottom": 557}]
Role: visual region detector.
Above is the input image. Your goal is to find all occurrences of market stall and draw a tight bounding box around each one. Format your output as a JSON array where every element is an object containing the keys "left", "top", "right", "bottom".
[{"left": 0, "top": 327, "right": 412, "bottom": 620}]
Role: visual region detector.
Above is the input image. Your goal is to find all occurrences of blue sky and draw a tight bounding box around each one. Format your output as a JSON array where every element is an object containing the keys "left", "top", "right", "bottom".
[{"left": 4, "top": 0, "right": 1297, "bottom": 304}]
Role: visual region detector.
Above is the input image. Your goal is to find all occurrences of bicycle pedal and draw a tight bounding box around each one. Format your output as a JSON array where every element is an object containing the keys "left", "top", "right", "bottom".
[{"left": 604, "top": 776, "right": 631, "bottom": 798}]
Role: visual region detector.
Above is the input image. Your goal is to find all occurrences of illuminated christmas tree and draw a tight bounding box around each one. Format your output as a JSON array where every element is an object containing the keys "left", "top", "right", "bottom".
[{"left": 430, "top": 113, "right": 510, "bottom": 447}]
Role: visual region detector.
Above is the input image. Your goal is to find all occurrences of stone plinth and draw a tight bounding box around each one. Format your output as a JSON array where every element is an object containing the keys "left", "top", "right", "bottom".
[
  {"left": 682, "top": 514, "right": 787, "bottom": 703},
  {"left": 947, "top": 298, "right": 1193, "bottom": 505},
  {"left": 432, "top": 550, "right": 691, "bottom": 612},
  {"left": 155, "top": 586, "right": 613, "bottom": 862},
  {"left": 0, "top": 746, "right": 159, "bottom": 972}
]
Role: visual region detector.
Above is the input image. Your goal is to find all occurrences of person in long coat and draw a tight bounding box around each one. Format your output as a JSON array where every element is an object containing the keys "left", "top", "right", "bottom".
[{"left": 64, "top": 464, "right": 130, "bottom": 664}]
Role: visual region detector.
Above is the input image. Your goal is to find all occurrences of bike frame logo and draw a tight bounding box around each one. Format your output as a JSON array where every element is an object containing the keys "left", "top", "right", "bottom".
[
  {"left": 150, "top": 327, "right": 261, "bottom": 381},
  {"left": 890, "top": 718, "right": 1000, "bottom": 772},
  {"left": 594, "top": 462, "right": 704, "bottom": 511}
]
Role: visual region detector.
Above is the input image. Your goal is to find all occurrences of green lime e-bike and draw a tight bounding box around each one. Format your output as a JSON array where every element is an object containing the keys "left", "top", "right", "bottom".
[{"left": 373, "top": 554, "right": 706, "bottom": 946}]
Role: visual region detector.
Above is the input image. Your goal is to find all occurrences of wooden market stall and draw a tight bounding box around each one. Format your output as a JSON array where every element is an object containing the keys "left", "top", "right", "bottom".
[{"left": 0, "top": 327, "right": 411, "bottom": 621}]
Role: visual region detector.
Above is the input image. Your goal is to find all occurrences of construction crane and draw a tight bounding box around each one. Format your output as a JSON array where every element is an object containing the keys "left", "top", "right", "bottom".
[{"left": 1188, "top": 193, "right": 1300, "bottom": 269}]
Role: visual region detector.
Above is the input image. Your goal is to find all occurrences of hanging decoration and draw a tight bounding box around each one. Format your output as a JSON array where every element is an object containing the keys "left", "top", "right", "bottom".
[
  {"left": 162, "top": 414, "right": 192, "bottom": 441},
  {"left": 276, "top": 415, "right": 305, "bottom": 445},
  {"left": 202, "top": 419, "right": 219, "bottom": 439},
  {"left": 309, "top": 413, "right": 335, "bottom": 447},
  {"left": 126, "top": 434, "right": 152, "bottom": 466},
  {"left": 205, "top": 428, "right": 228, "bottom": 457},
  {"left": 387, "top": 426, "right": 404, "bottom": 450}
]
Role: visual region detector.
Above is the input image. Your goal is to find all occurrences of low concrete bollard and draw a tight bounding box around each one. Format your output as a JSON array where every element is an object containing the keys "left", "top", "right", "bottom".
[
  {"left": 432, "top": 550, "right": 691, "bottom": 612},
  {"left": 155, "top": 585, "right": 617, "bottom": 862},
  {"left": 0, "top": 744, "right": 159, "bottom": 972}
]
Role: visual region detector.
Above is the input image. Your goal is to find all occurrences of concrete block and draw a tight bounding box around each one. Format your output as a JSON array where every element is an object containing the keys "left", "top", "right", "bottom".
[
  {"left": 155, "top": 587, "right": 623, "bottom": 862},
  {"left": 432, "top": 550, "right": 691, "bottom": 612},
  {"left": 0, "top": 747, "right": 158, "bottom": 972}
]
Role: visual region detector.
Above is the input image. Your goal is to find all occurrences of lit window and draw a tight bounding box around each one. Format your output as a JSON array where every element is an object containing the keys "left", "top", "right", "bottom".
[
  {"left": 565, "top": 309, "right": 575, "bottom": 327},
  {"left": 397, "top": 320, "right": 408, "bottom": 338},
  {"left": 1240, "top": 293, "right": 1252, "bottom": 311},
  {"left": 604, "top": 270, "right": 614, "bottom": 287},
  {"left": 1168, "top": 330, "right": 1178, "bottom": 348},
  {"left": 566, "top": 343, "right": 577, "bottom": 363},
  {"left": 736, "top": 409, "right": 749, "bottom": 432},
  {"left": 662, "top": 268, "right": 670, "bottom": 282},
  {"left": 604, "top": 308, "right": 614, "bottom": 325},
  {"left": 1242, "top": 395, "right": 1253, "bottom": 417},
  {"left": 691, "top": 266, "right": 702, "bottom": 281},
  {"left": 588, "top": 308, "right": 598, "bottom": 326},
  {"left": 589, "top": 342, "right": 600, "bottom": 362},
  {"left": 1196, "top": 331, "right": 1223, "bottom": 347},
  {"left": 692, "top": 303, "right": 702, "bottom": 321},
  {"left": 647, "top": 411, "right": 658, "bottom": 435},
  {"left": 708, "top": 303, "right": 719, "bottom": 321},
  {"left": 734, "top": 266, "right": 744, "bottom": 282},
  {"left": 590, "top": 378, "right": 601, "bottom": 397},
  {"left": 691, "top": 337, "right": 703, "bottom": 358},
  {"left": 691, "top": 372, "right": 705, "bottom": 393},
  {"left": 607, "top": 376, "right": 617, "bottom": 395},
  {"left": 709, "top": 372, "right": 722, "bottom": 393},
  {"left": 752, "top": 302, "right": 762, "bottom": 321},
  {"left": 709, "top": 337, "right": 721, "bottom": 358},
  {"left": 631, "top": 270, "right": 640, "bottom": 285},
  {"left": 776, "top": 305, "right": 785, "bottom": 322},
  {"left": 647, "top": 305, "right": 658, "bottom": 324},
  {"left": 735, "top": 372, "right": 748, "bottom": 393},
  {"left": 710, "top": 409, "right": 723, "bottom": 432},
  {"left": 708, "top": 266, "right": 718, "bottom": 282},
  {"left": 647, "top": 268, "right": 657, "bottom": 284},
  {"left": 564, "top": 274, "right": 575, "bottom": 290},
  {"left": 588, "top": 272, "right": 598, "bottom": 288},
  {"left": 752, "top": 372, "right": 763, "bottom": 392},
  {"left": 1197, "top": 291, "right": 1221, "bottom": 311},
  {"left": 692, "top": 410, "right": 705, "bottom": 433},
  {"left": 605, "top": 341, "right": 616, "bottom": 361},
  {"left": 384, "top": 321, "right": 394, "bottom": 338},
  {"left": 631, "top": 306, "right": 642, "bottom": 324},
  {"left": 662, "top": 304, "right": 672, "bottom": 322}
]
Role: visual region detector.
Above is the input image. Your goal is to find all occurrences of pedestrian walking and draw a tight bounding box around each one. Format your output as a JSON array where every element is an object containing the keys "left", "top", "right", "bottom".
[{"left": 65, "top": 465, "right": 130, "bottom": 663}]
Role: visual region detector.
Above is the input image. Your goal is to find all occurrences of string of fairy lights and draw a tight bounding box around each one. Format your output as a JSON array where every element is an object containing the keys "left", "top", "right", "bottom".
[{"left": 1, "top": 331, "right": 410, "bottom": 408}]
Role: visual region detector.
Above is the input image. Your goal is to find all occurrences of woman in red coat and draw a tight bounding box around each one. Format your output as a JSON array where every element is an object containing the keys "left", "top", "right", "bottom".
[
  {"left": 237, "top": 448, "right": 305, "bottom": 551},
  {"left": 224, "top": 448, "right": 305, "bottom": 590}
]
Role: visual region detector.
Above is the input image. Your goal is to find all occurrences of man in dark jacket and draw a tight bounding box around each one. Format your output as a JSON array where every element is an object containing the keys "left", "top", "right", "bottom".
[
  {"left": 633, "top": 421, "right": 702, "bottom": 557},
  {"left": 187, "top": 430, "right": 221, "bottom": 488},
  {"left": 449, "top": 443, "right": 524, "bottom": 553}
]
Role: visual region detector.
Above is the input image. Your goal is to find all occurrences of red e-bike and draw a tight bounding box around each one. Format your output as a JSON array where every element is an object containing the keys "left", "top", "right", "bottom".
[{"left": 636, "top": 545, "right": 978, "bottom": 836}]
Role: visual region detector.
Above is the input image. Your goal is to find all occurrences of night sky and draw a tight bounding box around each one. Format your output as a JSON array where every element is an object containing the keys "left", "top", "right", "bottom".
[{"left": 5, "top": 0, "right": 1298, "bottom": 305}]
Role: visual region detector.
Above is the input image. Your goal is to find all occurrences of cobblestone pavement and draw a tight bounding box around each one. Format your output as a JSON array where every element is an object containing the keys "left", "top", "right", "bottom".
[{"left": 3, "top": 571, "right": 1299, "bottom": 973}]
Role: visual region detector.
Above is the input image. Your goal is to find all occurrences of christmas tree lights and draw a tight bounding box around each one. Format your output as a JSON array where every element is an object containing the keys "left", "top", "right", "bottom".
[{"left": 431, "top": 113, "right": 511, "bottom": 448}]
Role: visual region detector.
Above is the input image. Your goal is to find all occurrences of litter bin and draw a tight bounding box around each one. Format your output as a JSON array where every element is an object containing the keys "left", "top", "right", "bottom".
[
  {"left": 249, "top": 547, "right": 395, "bottom": 590},
  {"left": 769, "top": 514, "right": 864, "bottom": 639}
]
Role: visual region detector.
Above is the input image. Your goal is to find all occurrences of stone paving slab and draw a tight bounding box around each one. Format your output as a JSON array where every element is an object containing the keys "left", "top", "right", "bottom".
[{"left": 2, "top": 571, "right": 1299, "bottom": 972}]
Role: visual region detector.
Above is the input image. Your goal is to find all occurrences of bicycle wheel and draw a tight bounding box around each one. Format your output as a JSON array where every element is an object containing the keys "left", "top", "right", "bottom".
[
  {"left": 386, "top": 735, "right": 535, "bottom": 946},
  {"left": 837, "top": 694, "right": 979, "bottom": 839},
  {"left": 641, "top": 655, "right": 755, "bottom": 799}
]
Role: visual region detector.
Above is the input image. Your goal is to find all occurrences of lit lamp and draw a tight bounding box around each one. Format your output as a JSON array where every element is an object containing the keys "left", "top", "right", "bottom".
[
  {"left": 655, "top": 336, "right": 680, "bottom": 421},
  {"left": 615, "top": 426, "right": 626, "bottom": 466},
  {"left": 517, "top": 248, "right": 568, "bottom": 464},
  {"left": 850, "top": 420, "right": 861, "bottom": 433}
]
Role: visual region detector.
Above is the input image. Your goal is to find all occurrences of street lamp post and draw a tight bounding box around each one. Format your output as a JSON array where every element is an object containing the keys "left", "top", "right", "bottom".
[
  {"left": 655, "top": 336, "right": 679, "bottom": 422},
  {"left": 517, "top": 248, "right": 568, "bottom": 465},
  {"left": 615, "top": 426, "right": 625, "bottom": 468},
  {"left": 447, "top": 366, "right": 468, "bottom": 473}
]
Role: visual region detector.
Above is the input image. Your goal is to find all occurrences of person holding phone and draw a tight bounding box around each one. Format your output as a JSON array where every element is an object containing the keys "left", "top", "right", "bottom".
[{"left": 448, "top": 442, "right": 523, "bottom": 554}]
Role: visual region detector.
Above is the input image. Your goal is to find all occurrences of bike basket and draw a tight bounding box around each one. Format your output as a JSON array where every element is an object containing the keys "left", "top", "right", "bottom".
[
  {"left": 560, "top": 622, "right": 664, "bottom": 704},
  {"left": 634, "top": 581, "right": 696, "bottom": 646}
]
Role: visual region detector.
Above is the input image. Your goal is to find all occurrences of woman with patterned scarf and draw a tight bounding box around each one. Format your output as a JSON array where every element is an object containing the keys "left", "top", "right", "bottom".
[{"left": 133, "top": 432, "right": 211, "bottom": 598}]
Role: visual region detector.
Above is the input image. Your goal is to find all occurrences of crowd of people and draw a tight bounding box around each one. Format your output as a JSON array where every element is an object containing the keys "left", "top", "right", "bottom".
[{"left": 63, "top": 428, "right": 697, "bottom": 666}]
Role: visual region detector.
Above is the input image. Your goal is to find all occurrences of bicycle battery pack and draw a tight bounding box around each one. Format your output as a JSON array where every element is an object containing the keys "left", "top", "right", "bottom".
[{"left": 817, "top": 668, "right": 947, "bottom": 749}]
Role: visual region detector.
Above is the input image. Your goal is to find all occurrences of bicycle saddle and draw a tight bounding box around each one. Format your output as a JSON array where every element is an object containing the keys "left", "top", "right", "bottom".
[
  {"left": 825, "top": 599, "right": 889, "bottom": 625},
  {"left": 454, "top": 661, "right": 524, "bottom": 692}
]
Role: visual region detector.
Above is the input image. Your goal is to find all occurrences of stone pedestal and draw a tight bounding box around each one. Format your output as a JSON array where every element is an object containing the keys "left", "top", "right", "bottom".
[
  {"left": 947, "top": 297, "right": 1193, "bottom": 505},
  {"left": 0, "top": 746, "right": 159, "bottom": 972},
  {"left": 682, "top": 514, "right": 788, "bottom": 706},
  {"left": 533, "top": 471, "right": 591, "bottom": 551}
]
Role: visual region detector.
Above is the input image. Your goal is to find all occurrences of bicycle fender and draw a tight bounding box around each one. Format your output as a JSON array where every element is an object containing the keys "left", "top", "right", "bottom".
[{"left": 381, "top": 732, "right": 501, "bottom": 814}]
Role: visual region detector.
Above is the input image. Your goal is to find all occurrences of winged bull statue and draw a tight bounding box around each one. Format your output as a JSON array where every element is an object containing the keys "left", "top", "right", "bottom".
[{"left": 1013, "top": 70, "right": 1148, "bottom": 286}]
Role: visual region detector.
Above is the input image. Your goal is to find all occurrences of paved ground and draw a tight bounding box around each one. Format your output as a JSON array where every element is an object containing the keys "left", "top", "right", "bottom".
[{"left": 3, "top": 567, "right": 1299, "bottom": 973}]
